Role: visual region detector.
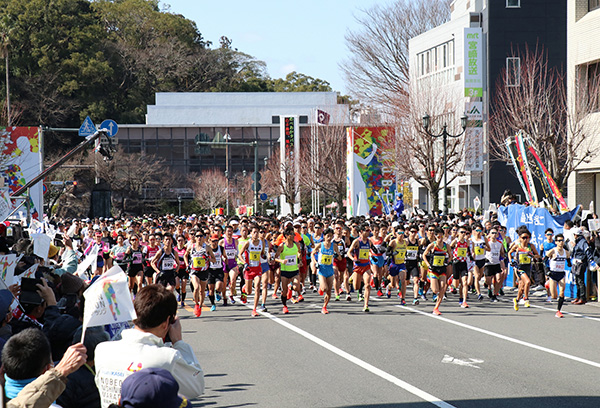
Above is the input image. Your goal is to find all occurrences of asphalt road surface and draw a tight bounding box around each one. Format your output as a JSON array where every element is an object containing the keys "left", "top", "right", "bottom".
[{"left": 178, "top": 286, "right": 600, "bottom": 408}]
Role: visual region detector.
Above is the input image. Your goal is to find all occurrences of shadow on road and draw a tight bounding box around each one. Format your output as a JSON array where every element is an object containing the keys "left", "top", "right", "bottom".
[{"left": 330, "top": 396, "right": 600, "bottom": 408}]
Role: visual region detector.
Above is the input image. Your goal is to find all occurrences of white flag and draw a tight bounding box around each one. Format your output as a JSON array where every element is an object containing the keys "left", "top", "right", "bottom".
[
  {"left": 82, "top": 265, "right": 136, "bottom": 332},
  {"left": 32, "top": 233, "right": 52, "bottom": 261},
  {"left": 76, "top": 246, "right": 98, "bottom": 277},
  {"left": 0, "top": 254, "right": 17, "bottom": 286}
]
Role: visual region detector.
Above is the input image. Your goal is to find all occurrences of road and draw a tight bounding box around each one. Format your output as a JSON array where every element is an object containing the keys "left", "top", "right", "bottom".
[{"left": 178, "top": 286, "right": 600, "bottom": 408}]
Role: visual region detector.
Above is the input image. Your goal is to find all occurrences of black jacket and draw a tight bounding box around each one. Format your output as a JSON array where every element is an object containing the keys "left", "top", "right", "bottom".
[{"left": 57, "top": 364, "right": 101, "bottom": 408}]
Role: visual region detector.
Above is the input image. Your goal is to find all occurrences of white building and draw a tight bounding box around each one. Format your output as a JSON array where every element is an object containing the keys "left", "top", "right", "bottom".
[{"left": 566, "top": 1, "right": 600, "bottom": 213}]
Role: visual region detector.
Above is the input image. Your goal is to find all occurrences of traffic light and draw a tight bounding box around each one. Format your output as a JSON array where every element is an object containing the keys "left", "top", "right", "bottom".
[{"left": 65, "top": 181, "right": 78, "bottom": 186}]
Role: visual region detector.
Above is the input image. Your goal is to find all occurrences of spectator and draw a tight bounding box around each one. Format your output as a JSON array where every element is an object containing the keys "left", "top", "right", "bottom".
[
  {"left": 571, "top": 227, "right": 597, "bottom": 305},
  {"left": 107, "top": 368, "right": 187, "bottom": 408},
  {"left": 57, "top": 326, "right": 110, "bottom": 408},
  {"left": 2, "top": 328, "right": 87, "bottom": 407},
  {"left": 94, "top": 284, "right": 204, "bottom": 407}
]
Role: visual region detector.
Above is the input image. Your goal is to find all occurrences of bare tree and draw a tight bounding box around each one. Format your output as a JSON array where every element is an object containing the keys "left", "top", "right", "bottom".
[
  {"left": 489, "top": 45, "right": 600, "bottom": 193},
  {"left": 395, "top": 78, "right": 465, "bottom": 212},
  {"left": 342, "top": 0, "right": 451, "bottom": 114},
  {"left": 261, "top": 149, "right": 301, "bottom": 216},
  {"left": 194, "top": 168, "right": 227, "bottom": 211}
]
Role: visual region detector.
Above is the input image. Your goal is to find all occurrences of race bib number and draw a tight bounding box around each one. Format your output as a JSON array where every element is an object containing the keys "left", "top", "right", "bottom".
[
  {"left": 132, "top": 253, "right": 142, "bottom": 264},
  {"left": 474, "top": 246, "right": 484, "bottom": 256},
  {"left": 193, "top": 257, "right": 206, "bottom": 268},
  {"left": 457, "top": 247, "right": 467, "bottom": 257},
  {"left": 225, "top": 249, "right": 237, "bottom": 259},
  {"left": 162, "top": 258, "right": 175, "bottom": 270},
  {"left": 550, "top": 259, "right": 565, "bottom": 271},
  {"left": 285, "top": 255, "right": 297, "bottom": 266},
  {"left": 249, "top": 251, "right": 260, "bottom": 262},
  {"left": 406, "top": 246, "right": 418, "bottom": 260},
  {"left": 394, "top": 250, "right": 406, "bottom": 264},
  {"left": 519, "top": 253, "right": 531, "bottom": 265},
  {"left": 321, "top": 254, "right": 333, "bottom": 265},
  {"left": 358, "top": 249, "right": 369, "bottom": 260},
  {"left": 433, "top": 255, "right": 445, "bottom": 267},
  {"left": 211, "top": 258, "right": 222, "bottom": 269},
  {"left": 115, "top": 251, "right": 125, "bottom": 260}
]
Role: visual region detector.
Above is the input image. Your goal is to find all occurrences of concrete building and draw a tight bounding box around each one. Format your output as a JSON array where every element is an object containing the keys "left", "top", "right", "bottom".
[
  {"left": 408, "top": 0, "right": 567, "bottom": 212},
  {"left": 566, "top": 1, "right": 600, "bottom": 213}
]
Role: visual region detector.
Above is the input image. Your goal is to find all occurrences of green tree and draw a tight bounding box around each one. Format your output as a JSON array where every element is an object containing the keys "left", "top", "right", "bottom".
[{"left": 271, "top": 71, "right": 332, "bottom": 92}]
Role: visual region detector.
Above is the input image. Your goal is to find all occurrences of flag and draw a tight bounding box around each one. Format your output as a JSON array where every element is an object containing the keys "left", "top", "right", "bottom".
[
  {"left": 82, "top": 265, "right": 136, "bottom": 332},
  {"left": 31, "top": 233, "right": 52, "bottom": 261},
  {"left": 317, "top": 109, "right": 330, "bottom": 125},
  {"left": 76, "top": 246, "right": 99, "bottom": 277},
  {"left": 0, "top": 254, "right": 17, "bottom": 286}
]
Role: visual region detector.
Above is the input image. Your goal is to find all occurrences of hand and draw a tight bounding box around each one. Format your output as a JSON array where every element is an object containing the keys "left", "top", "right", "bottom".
[
  {"left": 55, "top": 343, "right": 87, "bottom": 377},
  {"left": 8, "top": 284, "right": 19, "bottom": 298},
  {"left": 168, "top": 316, "right": 183, "bottom": 343},
  {"left": 36, "top": 279, "right": 57, "bottom": 306}
]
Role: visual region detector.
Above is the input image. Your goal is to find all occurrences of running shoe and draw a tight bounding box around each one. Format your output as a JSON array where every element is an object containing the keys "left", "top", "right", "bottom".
[
  {"left": 272, "top": 292, "right": 279, "bottom": 300},
  {"left": 524, "top": 299, "right": 530, "bottom": 308},
  {"left": 432, "top": 294, "right": 438, "bottom": 302},
  {"left": 459, "top": 298, "right": 463, "bottom": 305},
  {"left": 312, "top": 286, "right": 318, "bottom": 293},
  {"left": 555, "top": 310, "right": 564, "bottom": 318},
  {"left": 400, "top": 298, "right": 406, "bottom": 306},
  {"left": 412, "top": 299, "right": 419, "bottom": 305},
  {"left": 177, "top": 292, "right": 181, "bottom": 302},
  {"left": 363, "top": 307, "right": 370, "bottom": 312},
  {"left": 546, "top": 296, "right": 553, "bottom": 303},
  {"left": 513, "top": 298, "right": 519, "bottom": 311},
  {"left": 180, "top": 300, "right": 185, "bottom": 308},
  {"left": 240, "top": 293, "right": 247, "bottom": 304},
  {"left": 229, "top": 295, "right": 236, "bottom": 304},
  {"left": 283, "top": 305, "right": 289, "bottom": 314},
  {"left": 194, "top": 304, "right": 201, "bottom": 317},
  {"left": 216, "top": 294, "right": 222, "bottom": 302},
  {"left": 377, "top": 289, "right": 383, "bottom": 297},
  {"left": 321, "top": 306, "right": 329, "bottom": 314},
  {"left": 491, "top": 296, "right": 498, "bottom": 303},
  {"left": 298, "top": 294, "right": 305, "bottom": 302},
  {"left": 450, "top": 287, "right": 458, "bottom": 295},
  {"left": 346, "top": 294, "right": 352, "bottom": 301},
  {"left": 301, "top": 288, "right": 307, "bottom": 295},
  {"left": 210, "top": 305, "right": 216, "bottom": 312},
  {"left": 335, "top": 295, "right": 340, "bottom": 301},
  {"left": 499, "top": 288, "right": 505, "bottom": 296},
  {"left": 318, "top": 288, "right": 324, "bottom": 296},
  {"left": 259, "top": 304, "right": 267, "bottom": 312},
  {"left": 477, "top": 294, "right": 484, "bottom": 301},
  {"left": 287, "top": 288, "right": 293, "bottom": 300},
  {"left": 461, "top": 302, "right": 469, "bottom": 308},
  {"left": 358, "top": 294, "right": 364, "bottom": 302},
  {"left": 487, "top": 289, "right": 492, "bottom": 299},
  {"left": 432, "top": 308, "right": 441, "bottom": 316},
  {"left": 386, "top": 289, "right": 391, "bottom": 298},
  {"left": 421, "top": 294, "right": 427, "bottom": 301},
  {"left": 251, "top": 309, "right": 259, "bottom": 317}
]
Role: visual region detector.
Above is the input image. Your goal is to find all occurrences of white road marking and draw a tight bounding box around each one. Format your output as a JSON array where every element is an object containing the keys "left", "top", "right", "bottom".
[
  {"left": 241, "top": 300, "right": 456, "bottom": 408},
  {"left": 528, "top": 303, "right": 600, "bottom": 322},
  {"left": 441, "top": 355, "right": 483, "bottom": 369},
  {"left": 399, "top": 305, "right": 600, "bottom": 369}
]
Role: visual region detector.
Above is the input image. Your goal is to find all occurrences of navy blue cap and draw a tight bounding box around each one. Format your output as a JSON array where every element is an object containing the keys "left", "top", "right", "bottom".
[
  {"left": 120, "top": 368, "right": 186, "bottom": 408},
  {"left": 0, "top": 289, "right": 13, "bottom": 317}
]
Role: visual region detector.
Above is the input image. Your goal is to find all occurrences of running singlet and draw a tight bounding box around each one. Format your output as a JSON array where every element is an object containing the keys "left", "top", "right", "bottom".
[
  {"left": 237, "top": 238, "right": 249, "bottom": 266},
  {"left": 472, "top": 238, "right": 486, "bottom": 260},
  {"left": 318, "top": 243, "right": 335, "bottom": 267},
  {"left": 223, "top": 237, "right": 238, "bottom": 269},
  {"left": 333, "top": 238, "right": 346, "bottom": 258},
  {"left": 210, "top": 246, "right": 223, "bottom": 269},
  {"left": 190, "top": 246, "right": 209, "bottom": 271},
  {"left": 550, "top": 249, "right": 567, "bottom": 272},
  {"left": 247, "top": 240, "right": 263, "bottom": 269},
  {"left": 453, "top": 241, "right": 469, "bottom": 262},
  {"left": 370, "top": 238, "right": 385, "bottom": 256},
  {"left": 405, "top": 239, "right": 420, "bottom": 264},
  {"left": 159, "top": 251, "right": 177, "bottom": 273},
  {"left": 393, "top": 242, "right": 407, "bottom": 265},
  {"left": 174, "top": 246, "right": 187, "bottom": 269},
  {"left": 486, "top": 241, "right": 502, "bottom": 265},
  {"left": 427, "top": 244, "right": 448, "bottom": 270},
  {"left": 280, "top": 243, "right": 300, "bottom": 272},
  {"left": 516, "top": 246, "right": 532, "bottom": 266},
  {"left": 354, "top": 240, "right": 371, "bottom": 267},
  {"left": 144, "top": 245, "right": 159, "bottom": 266}
]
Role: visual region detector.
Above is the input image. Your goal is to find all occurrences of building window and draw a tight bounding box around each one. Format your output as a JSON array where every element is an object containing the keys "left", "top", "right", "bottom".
[
  {"left": 506, "top": 57, "right": 520, "bottom": 87},
  {"left": 587, "top": 61, "right": 600, "bottom": 112},
  {"left": 506, "top": 0, "right": 520, "bottom": 7},
  {"left": 591, "top": 0, "right": 600, "bottom": 11}
]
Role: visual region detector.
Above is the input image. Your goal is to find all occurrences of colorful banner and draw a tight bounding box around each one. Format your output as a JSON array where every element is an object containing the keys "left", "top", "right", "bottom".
[
  {"left": 526, "top": 145, "right": 569, "bottom": 212},
  {"left": 1, "top": 127, "right": 43, "bottom": 219},
  {"left": 346, "top": 127, "right": 396, "bottom": 217},
  {"left": 513, "top": 135, "right": 533, "bottom": 202},
  {"left": 464, "top": 28, "right": 483, "bottom": 97},
  {"left": 279, "top": 116, "right": 299, "bottom": 215},
  {"left": 505, "top": 138, "right": 530, "bottom": 202},
  {"left": 464, "top": 102, "right": 483, "bottom": 172},
  {"left": 516, "top": 132, "right": 538, "bottom": 204}
]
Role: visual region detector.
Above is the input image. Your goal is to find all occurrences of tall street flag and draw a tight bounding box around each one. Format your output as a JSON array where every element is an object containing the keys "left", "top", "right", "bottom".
[
  {"left": 82, "top": 265, "right": 136, "bottom": 341},
  {"left": 317, "top": 109, "right": 330, "bottom": 125}
]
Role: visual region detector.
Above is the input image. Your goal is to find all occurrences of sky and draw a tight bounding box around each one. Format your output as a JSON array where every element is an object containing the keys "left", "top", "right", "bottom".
[{"left": 161, "top": 0, "right": 388, "bottom": 95}]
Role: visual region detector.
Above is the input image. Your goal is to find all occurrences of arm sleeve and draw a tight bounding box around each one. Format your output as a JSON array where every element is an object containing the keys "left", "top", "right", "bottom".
[
  {"left": 171, "top": 341, "right": 205, "bottom": 399},
  {"left": 7, "top": 368, "right": 67, "bottom": 408}
]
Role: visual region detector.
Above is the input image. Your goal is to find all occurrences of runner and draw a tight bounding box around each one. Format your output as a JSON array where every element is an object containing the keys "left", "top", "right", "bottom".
[
  {"left": 332, "top": 222, "right": 350, "bottom": 301},
  {"left": 151, "top": 235, "right": 180, "bottom": 292},
  {"left": 174, "top": 235, "right": 189, "bottom": 308},
  {"left": 369, "top": 223, "right": 387, "bottom": 297},
  {"left": 347, "top": 224, "right": 373, "bottom": 312},
  {"left": 274, "top": 227, "right": 302, "bottom": 314},
  {"left": 422, "top": 227, "right": 451, "bottom": 315},
  {"left": 186, "top": 231, "right": 215, "bottom": 317},
  {"left": 385, "top": 225, "right": 407, "bottom": 305},
  {"left": 258, "top": 227, "right": 271, "bottom": 312},
  {"left": 544, "top": 233, "right": 570, "bottom": 318},
  {"left": 405, "top": 225, "right": 422, "bottom": 305},
  {"left": 207, "top": 234, "right": 226, "bottom": 312},
  {"left": 221, "top": 225, "right": 238, "bottom": 305},
  {"left": 450, "top": 225, "right": 472, "bottom": 308},
  {"left": 238, "top": 225, "right": 267, "bottom": 317},
  {"left": 508, "top": 226, "right": 540, "bottom": 311},
  {"left": 124, "top": 234, "right": 144, "bottom": 296},
  {"left": 312, "top": 228, "right": 341, "bottom": 314},
  {"left": 110, "top": 234, "right": 129, "bottom": 272},
  {"left": 470, "top": 224, "right": 490, "bottom": 301},
  {"left": 484, "top": 227, "right": 504, "bottom": 303},
  {"left": 142, "top": 234, "right": 160, "bottom": 286}
]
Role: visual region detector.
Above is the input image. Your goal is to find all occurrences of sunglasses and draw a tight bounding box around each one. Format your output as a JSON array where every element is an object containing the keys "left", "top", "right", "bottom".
[
  {"left": 555, "top": 239, "right": 564, "bottom": 242},
  {"left": 397, "top": 231, "right": 405, "bottom": 235},
  {"left": 428, "top": 229, "right": 435, "bottom": 232},
  {"left": 475, "top": 229, "right": 482, "bottom": 232},
  {"left": 410, "top": 230, "right": 418, "bottom": 233},
  {"left": 520, "top": 235, "right": 530, "bottom": 239},
  {"left": 546, "top": 233, "right": 553, "bottom": 236},
  {"left": 195, "top": 235, "right": 203, "bottom": 238}
]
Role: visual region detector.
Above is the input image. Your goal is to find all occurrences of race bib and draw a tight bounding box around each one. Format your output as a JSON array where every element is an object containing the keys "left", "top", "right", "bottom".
[
  {"left": 519, "top": 253, "right": 531, "bottom": 265},
  {"left": 249, "top": 251, "right": 260, "bottom": 262},
  {"left": 321, "top": 254, "right": 333, "bottom": 265},
  {"left": 550, "top": 259, "right": 565, "bottom": 272},
  {"left": 115, "top": 251, "right": 125, "bottom": 260},
  {"left": 285, "top": 255, "right": 297, "bottom": 266},
  {"left": 193, "top": 257, "right": 206, "bottom": 268},
  {"left": 211, "top": 258, "right": 222, "bottom": 269},
  {"left": 433, "top": 255, "right": 445, "bottom": 267},
  {"left": 457, "top": 247, "right": 467, "bottom": 257},
  {"left": 132, "top": 253, "right": 142, "bottom": 264},
  {"left": 162, "top": 258, "right": 175, "bottom": 270},
  {"left": 225, "top": 249, "right": 237, "bottom": 259},
  {"left": 394, "top": 250, "right": 406, "bottom": 264},
  {"left": 358, "top": 249, "right": 369, "bottom": 260},
  {"left": 474, "top": 246, "right": 484, "bottom": 255},
  {"left": 406, "top": 246, "right": 418, "bottom": 260}
]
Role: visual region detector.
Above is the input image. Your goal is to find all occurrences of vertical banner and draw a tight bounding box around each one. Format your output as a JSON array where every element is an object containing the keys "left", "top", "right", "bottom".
[
  {"left": 464, "top": 102, "right": 483, "bottom": 172},
  {"left": 1, "top": 127, "right": 43, "bottom": 219},
  {"left": 464, "top": 27, "right": 483, "bottom": 97},
  {"left": 279, "top": 116, "right": 299, "bottom": 215},
  {"left": 346, "top": 127, "right": 396, "bottom": 217}
]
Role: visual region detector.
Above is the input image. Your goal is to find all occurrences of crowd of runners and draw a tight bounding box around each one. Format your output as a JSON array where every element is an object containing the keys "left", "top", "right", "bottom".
[{"left": 46, "top": 208, "right": 598, "bottom": 320}]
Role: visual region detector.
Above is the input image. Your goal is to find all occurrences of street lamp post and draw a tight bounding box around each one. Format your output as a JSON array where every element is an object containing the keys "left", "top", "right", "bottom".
[
  {"left": 422, "top": 113, "right": 468, "bottom": 214},
  {"left": 178, "top": 195, "right": 182, "bottom": 217}
]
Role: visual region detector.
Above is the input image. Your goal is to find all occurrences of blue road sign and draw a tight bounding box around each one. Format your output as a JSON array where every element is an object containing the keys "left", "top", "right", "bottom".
[
  {"left": 100, "top": 119, "right": 119, "bottom": 137},
  {"left": 79, "top": 116, "right": 97, "bottom": 137},
  {"left": 260, "top": 193, "right": 268, "bottom": 201}
]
